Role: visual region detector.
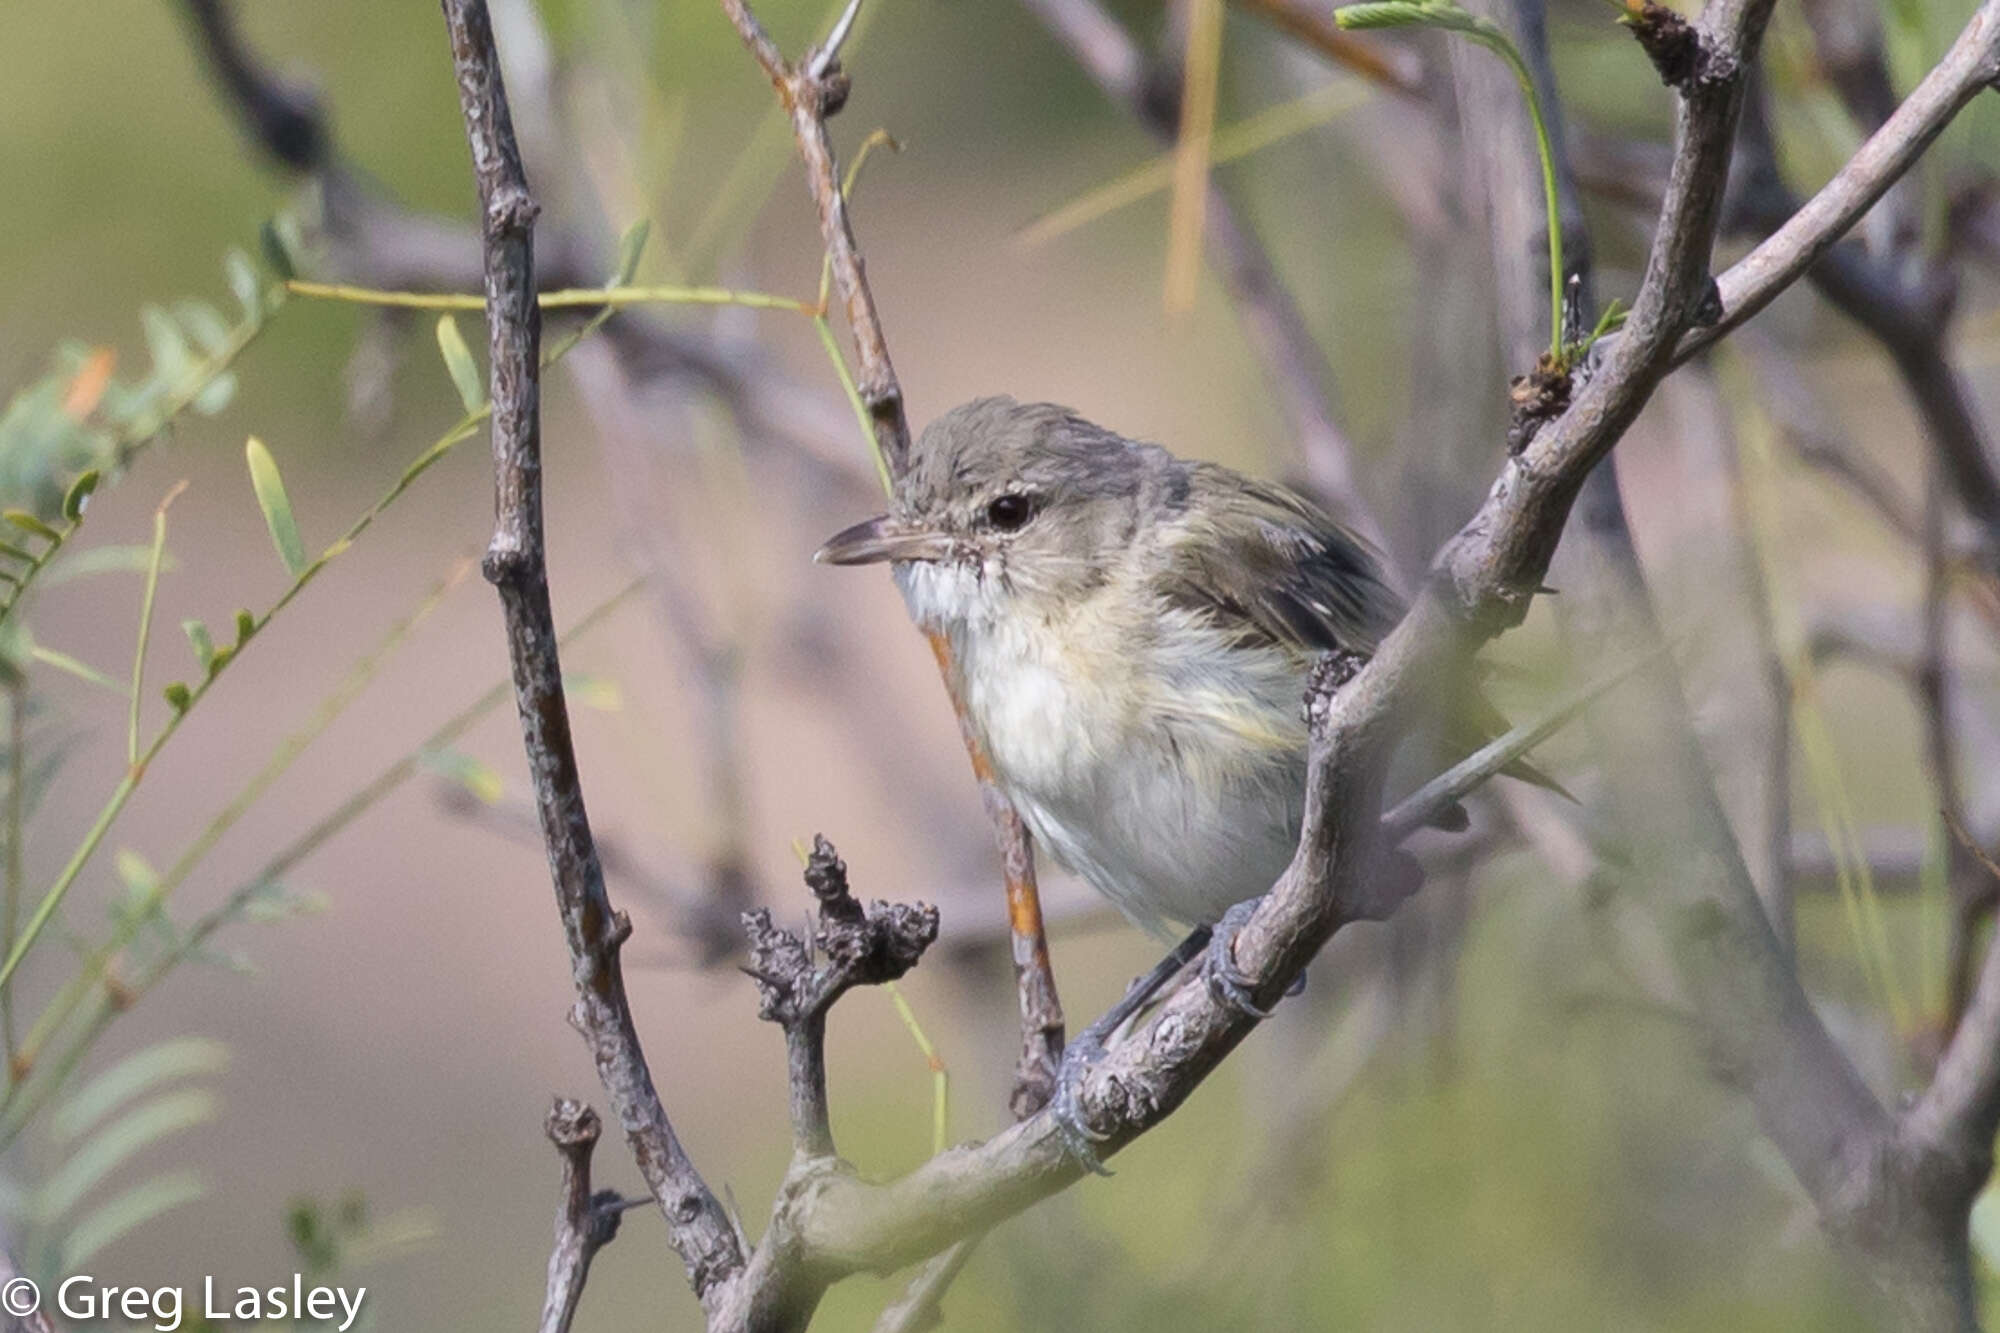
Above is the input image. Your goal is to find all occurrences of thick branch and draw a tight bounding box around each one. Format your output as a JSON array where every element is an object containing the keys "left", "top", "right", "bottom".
[{"left": 440, "top": 0, "right": 745, "bottom": 1303}]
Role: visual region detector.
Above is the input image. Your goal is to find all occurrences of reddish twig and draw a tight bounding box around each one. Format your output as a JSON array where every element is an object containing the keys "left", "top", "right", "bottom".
[{"left": 720, "top": 0, "right": 1070, "bottom": 1118}]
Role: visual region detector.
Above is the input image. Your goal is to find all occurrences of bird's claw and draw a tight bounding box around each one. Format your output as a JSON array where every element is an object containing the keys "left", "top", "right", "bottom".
[
  {"left": 1202, "top": 897, "right": 1299, "bottom": 1019},
  {"left": 1049, "top": 1030, "right": 1115, "bottom": 1177}
]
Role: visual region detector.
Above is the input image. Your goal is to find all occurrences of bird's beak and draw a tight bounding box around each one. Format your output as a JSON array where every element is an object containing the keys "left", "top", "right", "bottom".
[{"left": 813, "top": 514, "right": 954, "bottom": 566}]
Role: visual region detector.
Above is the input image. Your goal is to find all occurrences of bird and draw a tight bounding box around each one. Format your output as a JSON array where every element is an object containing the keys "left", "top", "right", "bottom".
[
  {"left": 817, "top": 396, "right": 1546, "bottom": 940},
  {"left": 816, "top": 397, "right": 1558, "bottom": 1165}
]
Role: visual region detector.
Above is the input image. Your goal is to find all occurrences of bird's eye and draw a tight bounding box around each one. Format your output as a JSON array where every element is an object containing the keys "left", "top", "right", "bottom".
[{"left": 985, "top": 493, "right": 1034, "bottom": 531}]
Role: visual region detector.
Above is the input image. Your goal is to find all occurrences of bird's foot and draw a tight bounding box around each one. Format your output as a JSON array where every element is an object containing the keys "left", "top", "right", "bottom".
[
  {"left": 1202, "top": 897, "right": 1300, "bottom": 1018},
  {"left": 1049, "top": 1029, "right": 1115, "bottom": 1177}
]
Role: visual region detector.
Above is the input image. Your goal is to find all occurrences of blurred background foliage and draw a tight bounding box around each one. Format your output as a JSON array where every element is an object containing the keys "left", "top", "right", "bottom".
[{"left": 0, "top": 0, "right": 1995, "bottom": 1329}]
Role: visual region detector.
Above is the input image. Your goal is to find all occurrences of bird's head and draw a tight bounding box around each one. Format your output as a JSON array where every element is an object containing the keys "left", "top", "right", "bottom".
[{"left": 815, "top": 397, "right": 1167, "bottom": 632}]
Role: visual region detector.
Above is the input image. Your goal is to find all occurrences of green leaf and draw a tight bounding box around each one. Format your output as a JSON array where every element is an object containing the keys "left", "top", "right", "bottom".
[
  {"left": 191, "top": 371, "right": 237, "bottom": 417},
  {"left": 259, "top": 217, "right": 299, "bottom": 282},
  {"left": 3, "top": 511, "right": 60, "bottom": 543},
  {"left": 52, "top": 1038, "right": 227, "bottom": 1147},
  {"left": 245, "top": 437, "right": 308, "bottom": 576},
  {"left": 162, "top": 681, "right": 191, "bottom": 713},
  {"left": 237, "top": 880, "right": 330, "bottom": 924},
  {"left": 173, "top": 301, "right": 233, "bottom": 357},
  {"left": 30, "top": 645, "right": 123, "bottom": 694},
  {"left": 234, "top": 609, "right": 256, "bottom": 644},
  {"left": 182, "top": 619, "right": 215, "bottom": 670},
  {"left": 60, "top": 1171, "right": 203, "bottom": 1269},
  {"left": 41, "top": 545, "right": 175, "bottom": 587},
  {"left": 565, "top": 673, "right": 623, "bottom": 712},
  {"left": 1335, "top": 1, "right": 1466, "bottom": 31},
  {"left": 421, "top": 747, "right": 503, "bottom": 804},
  {"left": 612, "top": 218, "right": 652, "bottom": 285},
  {"left": 62, "top": 470, "right": 100, "bottom": 522},
  {"left": 36, "top": 1090, "right": 218, "bottom": 1221},
  {"left": 225, "top": 249, "right": 262, "bottom": 318},
  {"left": 114, "top": 849, "right": 159, "bottom": 900},
  {"left": 433, "top": 315, "right": 485, "bottom": 413},
  {"left": 140, "top": 306, "right": 194, "bottom": 385}
]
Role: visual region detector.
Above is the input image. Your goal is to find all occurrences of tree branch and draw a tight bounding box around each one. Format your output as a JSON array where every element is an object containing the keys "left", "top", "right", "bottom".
[
  {"left": 1908, "top": 822, "right": 2000, "bottom": 1165},
  {"left": 1019, "top": 0, "right": 1385, "bottom": 548},
  {"left": 538, "top": 1099, "right": 631, "bottom": 1333},
  {"left": 1688, "top": 1, "right": 2000, "bottom": 358},
  {"left": 689, "top": 0, "right": 1799, "bottom": 1298},
  {"left": 720, "top": 0, "right": 1070, "bottom": 1122},
  {"left": 439, "top": 0, "right": 745, "bottom": 1305},
  {"left": 743, "top": 837, "right": 938, "bottom": 1160}
]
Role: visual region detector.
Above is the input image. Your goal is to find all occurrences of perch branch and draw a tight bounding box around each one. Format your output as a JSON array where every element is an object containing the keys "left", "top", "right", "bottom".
[
  {"left": 439, "top": 0, "right": 745, "bottom": 1306},
  {"left": 698, "top": 0, "right": 1801, "bottom": 1307}
]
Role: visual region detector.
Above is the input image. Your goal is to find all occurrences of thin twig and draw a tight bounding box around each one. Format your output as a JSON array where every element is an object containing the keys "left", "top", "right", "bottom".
[
  {"left": 538, "top": 1099, "right": 630, "bottom": 1333},
  {"left": 1689, "top": 1, "right": 2000, "bottom": 359},
  {"left": 1020, "top": 0, "right": 1385, "bottom": 550},
  {"left": 721, "top": 0, "right": 1071, "bottom": 1122},
  {"left": 439, "top": 0, "right": 745, "bottom": 1305},
  {"left": 743, "top": 837, "right": 938, "bottom": 1160}
]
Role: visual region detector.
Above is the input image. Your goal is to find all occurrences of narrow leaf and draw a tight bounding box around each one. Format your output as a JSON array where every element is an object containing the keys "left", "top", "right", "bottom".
[
  {"left": 421, "top": 748, "right": 503, "bottom": 804},
  {"left": 60, "top": 1172, "right": 204, "bottom": 1269},
  {"left": 131, "top": 482, "right": 186, "bottom": 762},
  {"left": 3, "top": 512, "right": 60, "bottom": 543},
  {"left": 433, "top": 315, "right": 485, "bottom": 413},
  {"left": 41, "top": 545, "right": 175, "bottom": 586},
  {"left": 173, "top": 301, "right": 233, "bottom": 357},
  {"left": 245, "top": 437, "right": 308, "bottom": 576},
  {"left": 62, "top": 470, "right": 100, "bottom": 522},
  {"left": 258, "top": 217, "right": 299, "bottom": 282},
  {"left": 225, "top": 250, "right": 262, "bottom": 319},
  {"left": 192, "top": 371, "right": 238, "bottom": 417},
  {"left": 53, "top": 1039, "right": 227, "bottom": 1145},
  {"left": 182, "top": 619, "right": 215, "bottom": 670},
  {"left": 36, "top": 1090, "right": 217, "bottom": 1221},
  {"left": 613, "top": 218, "right": 652, "bottom": 286},
  {"left": 140, "top": 306, "right": 194, "bottom": 384},
  {"left": 29, "top": 645, "right": 123, "bottom": 694}
]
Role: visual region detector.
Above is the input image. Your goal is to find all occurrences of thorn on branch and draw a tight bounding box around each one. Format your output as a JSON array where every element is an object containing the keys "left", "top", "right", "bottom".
[{"left": 1621, "top": 1, "right": 1703, "bottom": 90}]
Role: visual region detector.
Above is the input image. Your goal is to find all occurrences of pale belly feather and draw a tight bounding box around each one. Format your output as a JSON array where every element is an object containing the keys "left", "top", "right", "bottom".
[{"left": 954, "top": 603, "right": 1309, "bottom": 936}]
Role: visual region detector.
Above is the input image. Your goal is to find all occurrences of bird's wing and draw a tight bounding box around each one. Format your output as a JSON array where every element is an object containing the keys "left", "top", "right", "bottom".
[
  {"left": 1153, "top": 465, "right": 1572, "bottom": 801},
  {"left": 1154, "top": 465, "right": 1403, "bottom": 658}
]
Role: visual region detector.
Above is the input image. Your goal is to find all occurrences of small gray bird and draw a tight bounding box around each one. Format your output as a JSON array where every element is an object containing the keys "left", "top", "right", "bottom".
[{"left": 817, "top": 396, "right": 1542, "bottom": 944}]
